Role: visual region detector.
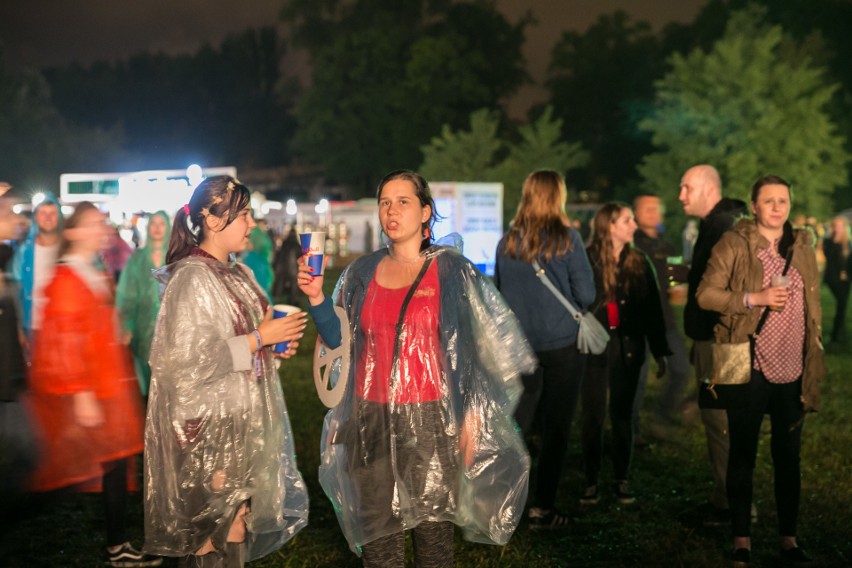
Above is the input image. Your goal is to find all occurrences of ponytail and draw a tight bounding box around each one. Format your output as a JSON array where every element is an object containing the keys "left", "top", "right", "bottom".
[{"left": 166, "top": 207, "right": 200, "bottom": 264}]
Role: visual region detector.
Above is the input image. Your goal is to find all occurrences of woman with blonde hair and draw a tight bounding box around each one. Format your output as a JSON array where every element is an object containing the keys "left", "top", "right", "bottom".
[
  {"left": 579, "top": 202, "right": 669, "bottom": 506},
  {"left": 494, "top": 169, "right": 595, "bottom": 528}
]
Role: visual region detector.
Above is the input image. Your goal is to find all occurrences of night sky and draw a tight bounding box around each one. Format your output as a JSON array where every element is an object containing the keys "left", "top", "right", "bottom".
[{"left": 0, "top": 0, "right": 705, "bottom": 116}]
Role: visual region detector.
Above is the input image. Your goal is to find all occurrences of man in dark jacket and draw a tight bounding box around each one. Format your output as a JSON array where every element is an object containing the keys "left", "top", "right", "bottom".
[
  {"left": 631, "top": 195, "right": 690, "bottom": 439},
  {"left": 677, "top": 165, "right": 748, "bottom": 526}
]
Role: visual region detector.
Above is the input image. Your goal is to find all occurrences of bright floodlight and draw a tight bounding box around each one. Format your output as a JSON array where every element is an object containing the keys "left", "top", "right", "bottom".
[
  {"left": 315, "top": 198, "right": 329, "bottom": 214},
  {"left": 31, "top": 192, "right": 46, "bottom": 207},
  {"left": 286, "top": 199, "right": 297, "bottom": 215},
  {"left": 186, "top": 164, "right": 203, "bottom": 186}
]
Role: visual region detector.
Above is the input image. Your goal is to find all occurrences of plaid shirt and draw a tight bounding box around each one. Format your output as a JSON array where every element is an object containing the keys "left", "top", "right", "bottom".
[{"left": 753, "top": 242, "right": 805, "bottom": 383}]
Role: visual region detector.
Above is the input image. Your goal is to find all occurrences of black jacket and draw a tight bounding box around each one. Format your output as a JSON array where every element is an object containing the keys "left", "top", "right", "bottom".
[
  {"left": 684, "top": 198, "right": 748, "bottom": 341},
  {"left": 589, "top": 246, "right": 671, "bottom": 368},
  {"left": 633, "top": 229, "right": 677, "bottom": 330},
  {"left": 822, "top": 238, "right": 852, "bottom": 292}
]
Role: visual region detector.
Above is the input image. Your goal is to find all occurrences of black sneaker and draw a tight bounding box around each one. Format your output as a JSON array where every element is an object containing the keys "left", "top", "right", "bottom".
[
  {"left": 579, "top": 485, "right": 600, "bottom": 506},
  {"left": 528, "top": 507, "right": 571, "bottom": 530},
  {"left": 105, "top": 543, "right": 163, "bottom": 567},
  {"left": 613, "top": 481, "right": 636, "bottom": 505},
  {"left": 731, "top": 547, "right": 750, "bottom": 567}
]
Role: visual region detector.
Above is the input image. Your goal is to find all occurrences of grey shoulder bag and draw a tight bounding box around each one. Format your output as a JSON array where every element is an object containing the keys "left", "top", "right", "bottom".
[{"left": 532, "top": 260, "right": 609, "bottom": 355}]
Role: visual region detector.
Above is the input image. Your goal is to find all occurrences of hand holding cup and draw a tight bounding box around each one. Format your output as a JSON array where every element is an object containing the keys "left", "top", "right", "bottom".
[
  {"left": 768, "top": 274, "right": 790, "bottom": 312},
  {"left": 297, "top": 254, "right": 329, "bottom": 305},
  {"left": 257, "top": 307, "right": 307, "bottom": 358}
]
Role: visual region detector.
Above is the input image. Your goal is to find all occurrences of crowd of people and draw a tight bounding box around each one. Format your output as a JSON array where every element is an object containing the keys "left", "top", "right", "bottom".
[{"left": 0, "top": 163, "right": 838, "bottom": 567}]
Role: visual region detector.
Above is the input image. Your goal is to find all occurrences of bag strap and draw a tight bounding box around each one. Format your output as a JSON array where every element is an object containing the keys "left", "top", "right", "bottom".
[
  {"left": 390, "top": 257, "right": 434, "bottom": 383},
  {"left": 532, "top": 260, "right": 581, "bottom": 321},
  {"left": 754, "top": 247, "right": 794, "bottom": 336}
]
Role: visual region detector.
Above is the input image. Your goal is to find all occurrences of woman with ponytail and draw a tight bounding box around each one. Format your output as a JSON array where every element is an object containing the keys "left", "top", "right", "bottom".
[
  {"left": 297, "top": 170, "right": 535, "bottom": 567},
  {"left": 143, "top": 176, "right": 309, "bottom": 567},
  {"left": 579, "top": 202, "right": 670, "bottom": 507},
  {"left": 697, "top": 175, "right": 824, "bottom": 566}
]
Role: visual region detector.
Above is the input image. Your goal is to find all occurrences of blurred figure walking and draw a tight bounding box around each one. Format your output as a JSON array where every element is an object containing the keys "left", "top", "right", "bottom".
[
  {"left": 822, "top": 215, "right": 852, "bottom": 345},
  {"left": 272, "top": 225, "right": 302, "bottom": 305},
  {"left": 9, "top": 192, "right": 63, "bottom": 341},
  {"left": 27, "top": 201, "right": 159, "bottom": 567}
]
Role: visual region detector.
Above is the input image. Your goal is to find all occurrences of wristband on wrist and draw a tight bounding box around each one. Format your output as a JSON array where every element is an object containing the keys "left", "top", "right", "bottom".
[
  {"left": 745, "top": 292, "right": 751, "bottom": 309},
  {"left": 251, "top": 329, "right": 263, "bottom": 377}
]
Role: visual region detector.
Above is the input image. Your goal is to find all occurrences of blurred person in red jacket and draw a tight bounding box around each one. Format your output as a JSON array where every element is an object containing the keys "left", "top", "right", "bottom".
[{"left": 27, "top": 201, "right": 161, "bottom": 567}]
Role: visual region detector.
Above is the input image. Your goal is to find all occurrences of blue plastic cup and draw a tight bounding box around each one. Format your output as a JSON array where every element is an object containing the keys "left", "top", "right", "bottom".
[
  {"left": 272, "top": 304, "right": 302, "bottom": 353},
  {"left": 300, "top": 231, "right": 326, "bottom": 276}
]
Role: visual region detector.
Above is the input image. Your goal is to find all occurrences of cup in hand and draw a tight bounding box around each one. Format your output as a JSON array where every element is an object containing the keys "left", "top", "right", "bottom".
[
  {"left": 770, "top": 274, "right": 790, "bottom": 312},
  {"left": 300, "top": 231, "right": 326, "bottom": 276},
  {"left": 272, "top": 304, "right": 302, "bottom": 353}
]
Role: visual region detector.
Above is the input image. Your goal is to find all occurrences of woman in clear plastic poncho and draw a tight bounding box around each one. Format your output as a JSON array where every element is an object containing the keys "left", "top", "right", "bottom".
[
  {"left": 143, "top": 176, "right": 309, "bottom": 567},
  {"left": 116, "top": 211, "right": 171, "bottom": 396},
  {"left": 297, "top": 170, "right": 536, "bottom": 567}
]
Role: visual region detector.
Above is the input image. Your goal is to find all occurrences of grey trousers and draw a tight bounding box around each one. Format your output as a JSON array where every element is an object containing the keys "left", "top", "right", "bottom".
[{"left": 693, "top": 340, "right": 730, "bottom": 509}]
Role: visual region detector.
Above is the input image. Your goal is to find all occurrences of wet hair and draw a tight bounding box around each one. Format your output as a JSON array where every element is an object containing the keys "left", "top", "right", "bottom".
[
  {"left": 587, "top": 202, "right": 646, "bottom": 298},
  {"left": 376, "top": 170, "right": 440, "bottom": 252},
  {"left": 58, "top": 201, "right": 100, "bottom": 258},
  {"left": 167, "top": 175, "right": 251, "bottom": 264},
  {"left": 503, "top": 170, "right": 573, "bottom": 263},
  {"left": 750, "top": 174, "right": 795, "bottom": 258}
]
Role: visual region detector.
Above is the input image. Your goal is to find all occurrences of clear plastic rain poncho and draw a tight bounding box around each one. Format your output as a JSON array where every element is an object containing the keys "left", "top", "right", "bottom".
[
  {"left": 143, "top": 252, "right": 308, "bottom": 561},
  {"left": 312, "top": 245, "right": 536, "bottom": 554}
]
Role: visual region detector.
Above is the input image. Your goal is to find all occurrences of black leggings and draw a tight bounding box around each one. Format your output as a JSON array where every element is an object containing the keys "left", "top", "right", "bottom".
[
  {"left": 103, "top": 458, "right": 128, "bottom": 547},
  {"left": 514, "top": 343, "right": 585, "bottom": 509},
  {"left": 581, "top": 337, "right": 641, "bottom": 485},
  {"left": 726, "top": 372, "right": 804, "bottom": 537}
]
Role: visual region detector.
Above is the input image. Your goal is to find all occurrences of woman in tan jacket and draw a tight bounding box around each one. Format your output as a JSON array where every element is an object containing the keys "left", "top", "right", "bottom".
[{"left": 696, "top": 175, "right": 824, "bottom": 567}]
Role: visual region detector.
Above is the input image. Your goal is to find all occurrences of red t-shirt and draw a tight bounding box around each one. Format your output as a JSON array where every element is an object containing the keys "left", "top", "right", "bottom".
[{"left": 356, "top": 261, "right": 444, "bottom": 404}]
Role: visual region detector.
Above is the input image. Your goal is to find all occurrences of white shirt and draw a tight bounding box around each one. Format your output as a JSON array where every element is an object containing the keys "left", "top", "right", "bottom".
[{"left": 31, "top": 243, "right": 59, "bottom": 331}]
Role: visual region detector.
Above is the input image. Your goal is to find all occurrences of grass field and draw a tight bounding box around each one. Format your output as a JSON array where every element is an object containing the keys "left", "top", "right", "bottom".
[{"left": 2, "top": 267, "right": 851, "bottom": 567}]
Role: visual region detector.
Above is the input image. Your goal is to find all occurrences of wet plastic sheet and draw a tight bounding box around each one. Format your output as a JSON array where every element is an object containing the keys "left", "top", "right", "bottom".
[
  {"left": 314, "top": 245, "right": 536, "bottom": 554},
  {"left": 144, "top": 255, "right": 308, "bottom": 560}
]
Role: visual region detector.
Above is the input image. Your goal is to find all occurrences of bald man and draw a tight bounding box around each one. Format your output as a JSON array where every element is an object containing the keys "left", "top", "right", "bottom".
[{"left": 678, "top": 165, "right": 748, "bottom": 526}]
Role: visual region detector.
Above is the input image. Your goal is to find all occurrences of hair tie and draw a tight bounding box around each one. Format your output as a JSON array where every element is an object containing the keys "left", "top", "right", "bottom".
[{"left": 183, "top": 204, "right": 190, "bottom": 215}]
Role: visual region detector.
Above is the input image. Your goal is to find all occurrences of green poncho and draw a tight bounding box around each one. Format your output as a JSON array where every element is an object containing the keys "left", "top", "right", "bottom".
[
  {"left": 115, "top": 211, "right": 171, "bottom": 395},
  {"left": 242, "top": 226, "right": 274, "bottom": 298}
]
